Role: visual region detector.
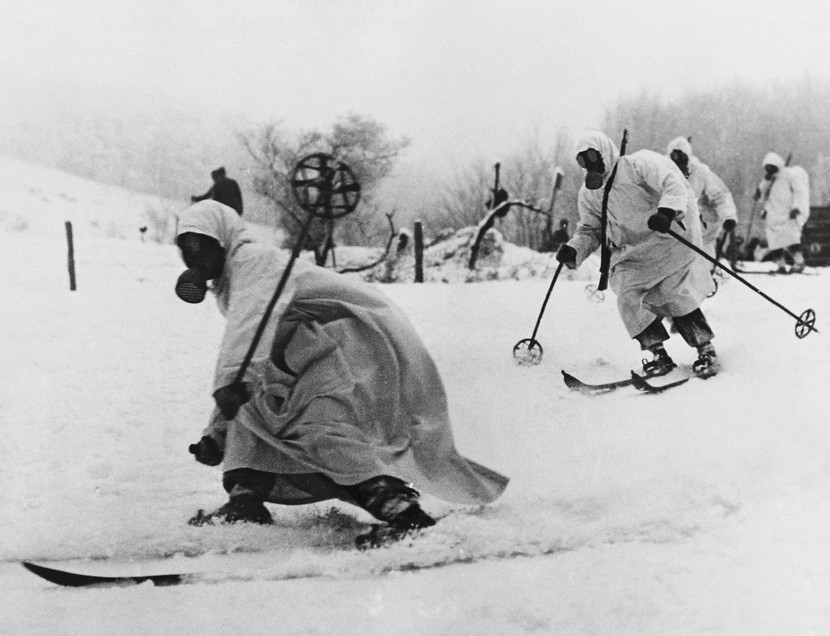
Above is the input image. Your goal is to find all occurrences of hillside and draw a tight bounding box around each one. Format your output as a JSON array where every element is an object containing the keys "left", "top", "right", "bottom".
[
  {"left": 0, "top": 155, "right": 598, "bottom": 285},
  {"left": 0, "top": 155, "right": 281, "bottom": 246}
]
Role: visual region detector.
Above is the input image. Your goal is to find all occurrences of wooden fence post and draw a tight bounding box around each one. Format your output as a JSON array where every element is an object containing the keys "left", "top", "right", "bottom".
[
  {"left": 65, "top": 221, "right": 77, "bottom": 291},
  {"left": 414, "top": 221, "right": 424, "bottom": 283}
]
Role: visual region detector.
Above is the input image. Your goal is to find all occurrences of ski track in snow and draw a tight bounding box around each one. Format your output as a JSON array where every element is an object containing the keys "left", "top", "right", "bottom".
[{"left": 5, "top": 227, "right": 823, "bottom": 581}]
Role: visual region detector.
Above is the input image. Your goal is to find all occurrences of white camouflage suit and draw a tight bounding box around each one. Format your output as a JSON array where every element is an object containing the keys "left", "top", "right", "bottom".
[
  {"left": 666, "top": 137, "right": 737, "bottom": 257},
  {"left": 176, "top": 201, "right": 508, "bottom": 508},
  {"left": 567, "top": 131, "right": 714, "bottom": 340},
  {"left": 758, "top": 152, "right": 810, "bottom": 252}
]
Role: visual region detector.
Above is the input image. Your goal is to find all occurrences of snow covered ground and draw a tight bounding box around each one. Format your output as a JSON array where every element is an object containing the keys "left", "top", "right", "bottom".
[{"left": 1, "top": 157, "right": 829, "bottom": 635}]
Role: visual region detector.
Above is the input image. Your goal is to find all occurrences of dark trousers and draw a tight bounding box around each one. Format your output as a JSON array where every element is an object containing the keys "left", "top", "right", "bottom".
[
  {"left": 222, "top": 468, "right": 415, "bottom": 521},
  {"left": 635, "top": 308, "right": 714, "bottom": 350}
]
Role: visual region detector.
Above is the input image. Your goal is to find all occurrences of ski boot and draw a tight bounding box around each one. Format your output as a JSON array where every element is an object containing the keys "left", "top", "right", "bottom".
[
  {"left": 352, "top": 476, "right": 437, "bottom": 549},
  {"left": 692, "top": 342, "right": 719, "bottom": 379},
  {"left": 355, "top": 504, "right": 437, "bottom": 549},
  {"left": 188, "top": 485, "right": 274, "bottom": 526},
  {"left": 641, "top": 346, "right": 676, "bottom": 377},
  {"left": 790, "top": 253, "right": 806, "bottom": 274}
]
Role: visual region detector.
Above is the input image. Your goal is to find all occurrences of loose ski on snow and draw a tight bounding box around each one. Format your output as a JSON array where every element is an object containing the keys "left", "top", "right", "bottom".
[
  {"left": 562, "top": 370, "right": 691, "bottom": 394},
  {"left": 22, "top": 561, "right": 186, "bottom": 587}
]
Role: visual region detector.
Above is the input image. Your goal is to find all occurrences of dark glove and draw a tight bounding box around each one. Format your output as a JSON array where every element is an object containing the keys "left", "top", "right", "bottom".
[
  {"left": 647, "top": 208, "right": 676, "bottom": 233},
  {"left": 556, "top": 244, "right": 577, "bottom": 269},
  {"left": 790, "top": 208, "right": 800, "bottom": 219},
  {"left": 188, "top": 435, "right": 222, "bottom": 466},
  {"left": 213, "top": 383, "right": 250, "bottom": 419},
  {"left": 722, "top": 219, "right": 737, "bottom": 232}
]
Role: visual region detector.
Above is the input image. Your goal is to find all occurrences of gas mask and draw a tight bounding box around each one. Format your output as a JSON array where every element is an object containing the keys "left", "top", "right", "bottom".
[
  {"left": 175, "top": 268, "right": 208, "bottom": 303},
  {"left": 763, "top": 164, "right": 779, "bottom": 181},
  {"left": 577, "top": 148, "right": 605, "bottom": 190},
  {"left": 175, "top": 232, "right": 225, "bottom": 303},
  {"left": 670, "top": 149, "right": 690, "bottom": 178}
]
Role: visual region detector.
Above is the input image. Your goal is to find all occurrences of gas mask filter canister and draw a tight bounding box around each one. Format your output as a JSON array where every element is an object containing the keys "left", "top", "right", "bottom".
[{"left": 175, "top": 268, "right": 208, "bottom": 303}]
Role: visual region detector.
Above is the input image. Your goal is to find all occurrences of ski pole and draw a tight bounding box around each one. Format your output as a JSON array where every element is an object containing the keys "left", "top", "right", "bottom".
[
  {"left": 707, "top": 228, "right": 734, "bottom": 298},
  {"left": 233, "top": 154, "right": 361, "bottom": 385},
  {"left": 727, "top": 227, "right": 739, "bottom": 270},
  {"left": 232, "top": 214, "right": 314, "bottom": 385},
  {"left": 667, "top": 228, "right": 818, "bottom": 339},
  {"left": 513, "top": 262, "right": 565, "bottom": 364},
  {"left": 711, "top": 229, "right": 733, "bottom": 276},
  {"left": 742, "top": 193, "right": 764, "bottom": 252}
]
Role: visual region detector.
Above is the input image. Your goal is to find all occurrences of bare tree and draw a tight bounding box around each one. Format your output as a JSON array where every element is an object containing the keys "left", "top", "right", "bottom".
[
  {"left": 239, "top": 113, "right": 410, "bottom": 264},
  {"left": 431, "top": 128, "right": 582, "bottom": 250},
  {"left": 602, "top": 78, "right": 830, "bottom": 242},
  {"left": 434, "top": 160, "right": 494, "bottom": 230}
]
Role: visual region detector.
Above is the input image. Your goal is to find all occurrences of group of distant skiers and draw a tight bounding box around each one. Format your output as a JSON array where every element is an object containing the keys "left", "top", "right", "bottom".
[
  {"left": 557, "top": 131, "right": 810, "bottom": 383},
  {"left": 174, "top": 138, "right": 810, "bottom": 546}
]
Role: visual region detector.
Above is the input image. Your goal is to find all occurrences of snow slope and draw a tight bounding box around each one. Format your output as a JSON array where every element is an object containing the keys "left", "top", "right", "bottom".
[{"left": 1, "top": 158, "right": 829, "bottom": 635}]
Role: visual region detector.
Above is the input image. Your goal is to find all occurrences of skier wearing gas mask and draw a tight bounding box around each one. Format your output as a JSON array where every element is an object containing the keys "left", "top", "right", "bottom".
[
  {"left": 174, "top": 200, "right": 508, "bottom": 546},
  {"left": 756, "top": 152, "right": 810, "bottom": 274},
  {"left": 666, "top": 137, "right": 737, "bottom": 258},
  {"left": 556, "top": 130, "right": 720, "bottom": 378}
]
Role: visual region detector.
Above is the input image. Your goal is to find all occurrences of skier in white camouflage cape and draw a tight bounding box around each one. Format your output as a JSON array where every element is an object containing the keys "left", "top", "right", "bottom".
[
  {"left": 756, "top": 152, "right": 810, "bottom": 273},
  {"left": 174, "top": 200, "right": 508, "bottom": 546},
  {"left": 556, "top": 130, "right": 720, "bottom": 378},
  {"left": 666, "top": 136, "right": 737, "bottom": 258}
]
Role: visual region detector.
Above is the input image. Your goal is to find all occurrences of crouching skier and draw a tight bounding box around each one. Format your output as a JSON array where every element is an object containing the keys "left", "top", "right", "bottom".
[
  {"left": 556, "top": 130, "right": 720, "bottom": 378},
  {"left": 174, "top": 201, "right": 508, "bottom": 547}
]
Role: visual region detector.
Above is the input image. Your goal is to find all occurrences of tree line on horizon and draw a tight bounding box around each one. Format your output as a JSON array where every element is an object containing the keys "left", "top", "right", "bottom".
[
  {"left": 2, "top": 78, "right": 829, "bottom": 252},
  {"left": 440, "top": 77, "right": 830, "bottom": 252}
]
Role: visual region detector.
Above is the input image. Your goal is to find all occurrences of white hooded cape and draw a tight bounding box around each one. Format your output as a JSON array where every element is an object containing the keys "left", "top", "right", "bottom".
[
  {"left": 176, "top": 201, "right": 509, "bottom": 506},
  {"left": 758, "top": 152, "right": 810, "bottom": 250},
  {"left": 666, "top": 137, "right": 737, "bottom": 255},
  {"left": 569, "top": 131, "right": 714, "bottom": 338}
]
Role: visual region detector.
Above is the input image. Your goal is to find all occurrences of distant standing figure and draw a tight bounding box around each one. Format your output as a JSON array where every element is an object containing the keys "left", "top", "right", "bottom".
[
  {"left": 192, "top": 167, "right": 244, "bottom": 216},
  {"left": 666, "top": 137, "right": 737, "bottom": 258},
  {"left": 191, "top": 169, "right": 220, "bottom": 204},
  {"left": 757, "top": 152, "right": 810, "bottom": 273}
]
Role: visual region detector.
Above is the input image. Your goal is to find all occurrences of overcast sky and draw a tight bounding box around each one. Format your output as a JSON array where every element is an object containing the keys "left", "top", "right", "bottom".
[{"left": 3, "top": 0, "right": 830, "bottom": 174}]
